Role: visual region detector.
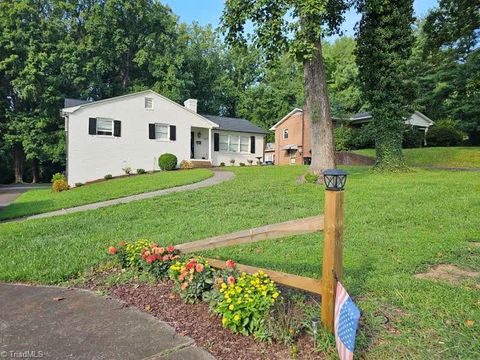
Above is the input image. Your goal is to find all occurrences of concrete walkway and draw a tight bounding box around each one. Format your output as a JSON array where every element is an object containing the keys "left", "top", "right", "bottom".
[
  {"left": 0, "top": 283, "right": 214, "bottom": 360},
  {"left": 1, "top": 171, "right": 234, "bottom": 223}
]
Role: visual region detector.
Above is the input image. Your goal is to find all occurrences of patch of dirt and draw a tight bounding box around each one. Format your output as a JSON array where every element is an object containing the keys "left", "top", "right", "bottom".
[
  {"left": 468, "top": 242, "right": 480, "bottom": 248},
  {"left": 80, "top": 275, "right": 322, "bottom": 360},
  {"left": 415, "top": 264, "right": 480, "bottom": 286}
]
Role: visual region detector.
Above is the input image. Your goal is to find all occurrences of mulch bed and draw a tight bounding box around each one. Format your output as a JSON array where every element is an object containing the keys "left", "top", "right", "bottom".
[{"left": 80, "top": 274, "right": 322, "bottom": 360}]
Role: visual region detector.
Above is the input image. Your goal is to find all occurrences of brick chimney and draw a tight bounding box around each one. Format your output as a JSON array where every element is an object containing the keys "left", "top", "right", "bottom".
[{"left": 184, "top": 99, "right": 198, "bottom": 113}]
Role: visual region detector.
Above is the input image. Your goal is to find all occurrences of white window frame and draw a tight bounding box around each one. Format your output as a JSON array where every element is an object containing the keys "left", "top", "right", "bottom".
[
  {"left": 96, "top": 118, "right": 114, "bottom": 136},
  {"left": 145, "top": 97, "right": 154, "bottom": 110},
  {"left": 154, "top": 123, "right": 169, "bottom": 140},
  {"left": 240, "top": 136, "right": 250, "bottom": 153},
  {"left": 283, "top": 129, "right": 288, "bottom": 139},
  {"left": 219, "top": 134, "right": 229, "bottom": 151}
]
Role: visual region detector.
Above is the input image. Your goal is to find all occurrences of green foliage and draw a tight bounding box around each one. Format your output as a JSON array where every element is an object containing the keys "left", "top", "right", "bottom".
[
  {"left": 426, "top": 119, "right": 465, "bottom": 147},
  {"left": 169, "top": 258, "right": 215, "bottom": 304},
  {"left": 213, "top": 271, "right": 280, "bottom": 336},
  {"left": 356, "top": 0, "right": 415, "bottom": 170},
  {"left": 334, "top": 127, "right": 354, "bottom": 151},
  {"left": 304, "top": 172, "right": 319, "bottom": 184},
  {"left": 239, "top": 162, "right": 246, "bottom": 167},
  {"left": 51, "top": 173, "right": 65, "bottom": 183},
  {"left": 74, "top": 183, "right": 84, "bottom": 188},
  {"left": 124, "top": 239, "right": 152, "bottom": 267},
  {"left": 402, "top": 127, "right": 424, "bottom": 148},
  {"left": 52, "top": 179, "right": 68, "bottom": 193},
  {"left": 220, "top": 162, "right": 226, "bottom": 167},
  {"left": 104, "top": 174, "right": 113, "bottom": 180},
  {"left": 158, "top": 153, "right": 177, "bottom": 171},
  {"left": 136, "top": 169, "right": 146, "bottom": 175}
]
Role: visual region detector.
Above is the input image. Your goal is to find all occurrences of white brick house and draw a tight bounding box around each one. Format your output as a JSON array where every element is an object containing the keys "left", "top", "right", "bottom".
[{"left": 62, "top": 90, "right": 268, "bottom": 185}]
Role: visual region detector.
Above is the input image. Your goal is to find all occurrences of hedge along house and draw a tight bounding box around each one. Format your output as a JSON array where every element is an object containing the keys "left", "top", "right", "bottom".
[
  {"left": 270, "top": 108, "right": 434, "bottom": 166},
  {"left": 62, "top": 90, "right": 268, "bottom": 186}
]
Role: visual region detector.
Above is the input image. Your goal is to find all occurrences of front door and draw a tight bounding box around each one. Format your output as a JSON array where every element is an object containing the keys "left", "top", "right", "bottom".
[{"left": 190, "top": 131, "right": 194, "bottom": 159}]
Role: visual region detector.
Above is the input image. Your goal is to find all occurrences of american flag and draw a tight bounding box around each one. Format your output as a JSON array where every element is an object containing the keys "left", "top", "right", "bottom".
[{"left": 335, "top": 281, "right": 361, "bottom": 360}]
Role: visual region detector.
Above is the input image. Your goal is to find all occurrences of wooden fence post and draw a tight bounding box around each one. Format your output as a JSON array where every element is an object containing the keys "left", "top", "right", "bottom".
[{"left": 321, "top": 189, "right": 345, "bottom": 332}]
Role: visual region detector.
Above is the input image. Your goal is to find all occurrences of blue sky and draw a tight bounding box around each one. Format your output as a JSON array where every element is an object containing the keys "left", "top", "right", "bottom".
[{"left": 163, "top": 0, "right": 439, "bottom": 38}]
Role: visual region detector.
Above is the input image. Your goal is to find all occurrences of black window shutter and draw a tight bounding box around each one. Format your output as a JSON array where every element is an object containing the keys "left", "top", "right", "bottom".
[
  {"left": 149, "top": 124, "right": 155, "bottom": 139},
  {"left": 88, "top": 118, "right": 97, "bottom": 135},
  {"left": 169, "top": 125, "right": 176, "bottom": 141},
  {"left": 113, "top": 120, "right": 121, "bottom": 137},
  {"left": 250, "top": 136, "right": 256, "bottom": 153},
  {"left": 214, "top": 133, "right": 219, "bottom": 151}
]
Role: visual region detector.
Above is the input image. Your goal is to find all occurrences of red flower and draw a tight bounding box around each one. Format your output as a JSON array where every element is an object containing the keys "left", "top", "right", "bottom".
[
  {"left": 185, "top": 259, "right": 195, "bottom": 270},
  {"left": 195, "top": 263, "right": 204, "bottom": 273},
  {"left": 167, "top": 245, "right": 175, "bottom": 253},
  {"left": 227, "top": 276, "right": 235, "bottom": 285},
  {"left": 226, "top": 259, "right": 235, "bottom": 268},
  {"left": 108, "top": 246, "right": 117, "bottom": 255},
  {"left": 162, "top": 255, "right": 169, "bottom": 262},
  {"left": 141, "top": 250, "right": 151, "bottom": 260}
]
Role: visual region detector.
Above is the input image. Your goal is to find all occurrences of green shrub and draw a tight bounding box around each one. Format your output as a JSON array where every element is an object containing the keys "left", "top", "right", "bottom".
[
  {"left": 51, "top": 172, "right": 65, "bottom": 183},
  {"left": 239, "top": 162, "right": 246, "bottom": 166},
  {"left": 104, "top": 174, "right": 113, "bottom": 180},
  {"left": 220, "top": 162, "right": 226, "bottom": 167},
  {"left": 304, "top": 172, "right": 318, "bottom": 184},
  {"left": 136, "top": 168, "right": 146, "bottom": 174},
  {"left": 122, "top": 166, "right": 132, "bottom": 175},
  {"left": 426, "top": 119, "right": 465, "bottom": 147},
  {"left": 334, "top": 127, "right": 354, "bottom": 151},
  {"left": 52, "top": 179, "right": 68, "bottom": 192},
  {"left": 159, "top": 153, "right": 177, "bottom": 171},
  {"left": 74, "top": 182, "right": 83, "bottom": 187},
  {"left": 403, "top": 126, "right": 424, "bottom": 148},
  {"left": 352, "top": 123, "right": 375, "bottom": 149},
  {"left": 169, "top": 258, "right": 215, "bottom": 304}
]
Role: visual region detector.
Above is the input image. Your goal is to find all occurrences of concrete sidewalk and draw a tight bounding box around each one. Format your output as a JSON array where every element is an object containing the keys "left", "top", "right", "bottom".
[
  {"left": 1, "top": 171, "right": 234, "bottom": 223},
  {"left": 0, "top": 283, "right": 214, "bottom": 360}
]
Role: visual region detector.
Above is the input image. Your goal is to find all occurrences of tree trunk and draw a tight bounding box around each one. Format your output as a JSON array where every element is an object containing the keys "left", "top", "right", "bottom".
[
  {"left": 13, "top": 145, "right": 24, "bottom": 184},
  {"left": 31, "top": 158, "right": 39, "bottom": 183},
  {"left": 304, "top": 42, "right": 336, "bottom": 175}
]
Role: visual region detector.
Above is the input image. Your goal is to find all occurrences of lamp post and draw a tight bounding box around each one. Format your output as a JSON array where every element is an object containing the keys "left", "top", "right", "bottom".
[{"left": 320, "top": 169, "right": 347, "bottom": 332}]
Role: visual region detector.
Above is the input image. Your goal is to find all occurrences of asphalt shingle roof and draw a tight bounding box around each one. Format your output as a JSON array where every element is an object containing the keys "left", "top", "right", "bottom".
[{"left": 202, "top": 115, "right": 269, "bottom": 134}]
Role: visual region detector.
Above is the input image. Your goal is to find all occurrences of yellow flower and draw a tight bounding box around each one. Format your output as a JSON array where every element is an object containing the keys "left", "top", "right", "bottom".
[
  {"left": 221, "top": 283, "right": 227, "bottom": 289},
  {"left": 222, "top": 317, "right": 228, "bottom": 325},
  {"left": 227, "top": 298, "right": 232, "bottom": 303},
  {"left": 233, "top": 314, "right": 241, "bottom": 322},
  {"left": 229, "top": 304, "right": 235, "bottom": 311},
  {"left": 262, "top": 291, "right": 267, "bottom": 296},
  {"left": 272, "top": 292, "right": 279, "bottom": 299}
]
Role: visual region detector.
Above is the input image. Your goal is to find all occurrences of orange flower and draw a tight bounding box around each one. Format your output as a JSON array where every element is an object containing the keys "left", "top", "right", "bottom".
[
  {"left": 228, "top": 276, "right": 235, "bottom": 285},
  {"left": 158, "top": 247, "right": 165, "bottom": 255},
  {"left": 108, "top": 246, "right": 117, "bottom": 255},
  {"left": 167, "top": 245, "right": 175, "bottom": 253},
  {"left": 162, "top": 255, "right": 169, "bottom": 262},
  {"left": 226, "top": 259, "right": 235, "bottom": 268},
  {"left": 181, "top": 282, "right": 189, "bottom": 290},
  {"left": 195, "top": 263, "right": 204, "bottom": 273}
]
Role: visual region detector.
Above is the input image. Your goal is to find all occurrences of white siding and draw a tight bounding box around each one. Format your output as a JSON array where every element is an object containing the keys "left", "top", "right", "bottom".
[
  {"left": 211, "top": 130, "right": 265, "bottom": 166},
  {"left": 66, "top": 91, "right": 214, "bottom": 185}
]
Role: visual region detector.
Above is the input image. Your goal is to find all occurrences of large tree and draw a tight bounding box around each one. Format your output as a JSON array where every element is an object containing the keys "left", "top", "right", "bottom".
[
  {"left": 356, "top": 0, "right": 415, "bottom": 170},
  {"left": 222, "top": 0, "right": 351, "bottom": 174}
]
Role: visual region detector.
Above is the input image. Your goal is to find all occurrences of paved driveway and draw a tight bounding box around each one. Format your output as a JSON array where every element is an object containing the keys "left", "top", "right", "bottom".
[{"left": 0, "top": 184, "right": 49, "bottom": 208}]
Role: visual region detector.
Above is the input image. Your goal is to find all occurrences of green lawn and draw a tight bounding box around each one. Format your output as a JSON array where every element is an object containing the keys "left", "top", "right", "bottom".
[
  {"left": 0, "top": 169, "right": 212, "bottom": 220},
  {"left": 354, "top": 146, "right": 480, "bottom": 168},
  {"left": 0, "top": 166, "right": 478, "bottom": 358}
]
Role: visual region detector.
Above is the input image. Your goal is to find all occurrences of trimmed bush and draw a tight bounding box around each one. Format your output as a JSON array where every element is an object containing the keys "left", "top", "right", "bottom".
[
  {"left": 179, "top": 160, "right": 194, "bottom": 170},
  {"left": 426, "top": 119, "right": 465, "bottom": 147},
  {"left": 104, "top": 174, "right": 113, "bottom": 180},
  {"left": 239, "top": 162, "right": 246, "bottom": 167},
  {"left": 52, "top": 179, "right": 68, "bottom": 192},
  {"left": 74, "top": 182, "right": 83, "bottom": 188},
  {"left": 51, "top": 172, "right": 65, "bottom": 183},
  {"left": 159, "top": 153, "right": 177, "bottom": 171},
  {"left": 220, "top": 162, "right": 226, "bottom": 167},
  {"left": 136, "top": 168, "right": 146, "bottom": 175}
]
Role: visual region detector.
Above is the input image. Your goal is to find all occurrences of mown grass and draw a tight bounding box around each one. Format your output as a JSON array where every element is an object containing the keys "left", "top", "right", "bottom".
[
  {"left": 0, "top": 165, "right": 478, "bottom": 358},
  {"left": 354, "top": 146, "right": 480, "bottom": 168},
  {"left": 0, "top": 169, "right": 212, "bottom": 220}
]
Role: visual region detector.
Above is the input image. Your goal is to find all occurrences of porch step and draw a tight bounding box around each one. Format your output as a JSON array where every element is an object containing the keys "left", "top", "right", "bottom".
[{"left": 190, "top": 160, "right": 212, "bottom": 168}]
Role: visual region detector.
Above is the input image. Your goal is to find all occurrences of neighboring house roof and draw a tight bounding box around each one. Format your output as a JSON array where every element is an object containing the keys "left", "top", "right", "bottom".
[
  {"left": 203, "top": 115, "right": 269, "bottom": 134},
  {"left": 269, "top": 108, "right": 303, "bottom": 131},
  {"left": 61, "top": 89, "right": 218, "bottom": 128},
  {"left": 339, "top": 111, "right": 434, "bottom": 128},
  {"left": 64, "top": 98, "right": 92, "bottom": 108},
  {"left": 264, "top": 142, "right": 275, "bottom": 152}
]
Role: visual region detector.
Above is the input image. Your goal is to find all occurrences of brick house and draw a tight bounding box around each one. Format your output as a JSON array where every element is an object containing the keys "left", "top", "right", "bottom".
[{"left": 269, "top": 108, "right": 312, "bottom": 165}]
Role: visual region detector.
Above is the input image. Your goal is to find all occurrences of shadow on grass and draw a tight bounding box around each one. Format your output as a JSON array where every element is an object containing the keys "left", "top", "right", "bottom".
[{"left": 0, "top": 199, "right": 54, "bottom": 221}]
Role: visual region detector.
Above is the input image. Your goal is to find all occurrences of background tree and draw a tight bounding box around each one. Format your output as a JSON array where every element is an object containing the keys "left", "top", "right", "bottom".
[
  {"left": 222, "top": 0, "right": 351, "bottom": 174},
  {"left": 356, "top": 0, "right": 415, "bottom": 170}
]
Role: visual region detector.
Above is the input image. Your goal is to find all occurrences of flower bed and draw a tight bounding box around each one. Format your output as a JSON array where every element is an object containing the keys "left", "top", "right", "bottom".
[{"left": 107, "top": 240, "right": 281, "bottom": 337}]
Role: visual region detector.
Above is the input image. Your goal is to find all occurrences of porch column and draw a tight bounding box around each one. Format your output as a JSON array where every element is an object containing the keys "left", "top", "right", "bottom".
[{"left": 208, "top": 128, "right": 212, "bottom": 161}]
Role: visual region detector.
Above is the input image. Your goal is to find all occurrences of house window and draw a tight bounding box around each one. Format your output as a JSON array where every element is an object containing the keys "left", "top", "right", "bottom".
[
  {"left": 155, "top": 124, "right": 169, "bottom": 139},
  {"left": 145, "top": 97, "right": 153, "bottom": 109},
  {"left": 283, "top": 129, "right": 288, "bottom": 139},
  {"left": 229, "top": 136, "right": 239, "bottom": 152},
  {"left": 240, "top": 136, "right": 249, "bottom": 152},
  {"left": 219, "top": 135, "right": 228, "bottom": 151},
  {"left": 96, "top": 118, "right": 113, "bottom": 136}
]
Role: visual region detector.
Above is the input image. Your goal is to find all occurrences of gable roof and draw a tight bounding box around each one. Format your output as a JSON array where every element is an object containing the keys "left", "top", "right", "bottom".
[
  {"left": 61, "top": 89, "right": 218, "bottom": 128},
  {"left": 203, "top": 115, "right": 269, "bottom": 134},
  {"left": 64, "top": 98, "right": 92, "bottom": 108},
  {"left": 270, "top": 108, "right": 303, "bottom": 131}
]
